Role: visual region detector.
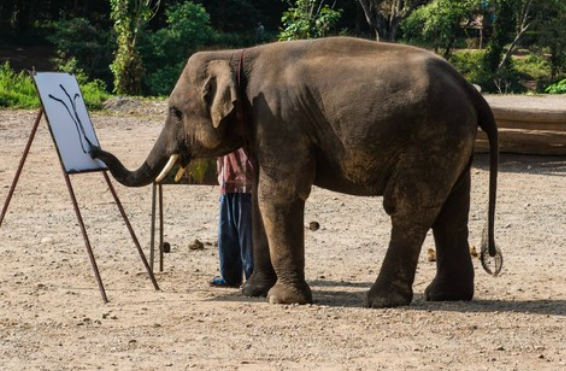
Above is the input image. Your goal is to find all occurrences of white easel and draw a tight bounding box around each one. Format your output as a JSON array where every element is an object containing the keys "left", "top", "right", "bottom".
[{"left": 0, "top": 72, "right": 159, "bottom": 303}]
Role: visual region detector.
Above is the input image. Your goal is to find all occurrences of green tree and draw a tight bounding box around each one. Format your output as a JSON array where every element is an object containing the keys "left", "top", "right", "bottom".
[
  {"left": 142, "top": 1, "right": 215, "bottom": 95},
  {"left": 278, "top": 0, "right": 342, "bottom": 41},
  {"left": 357, "top": 0, "right": 431, "bottom": 42},
  {"left": 480, "top": 0, "right": 565, "bottom": 92},
  {"left": 536, "top": 0, "right": 566, "bottom": 80},
  {"left": 109, "top": 0, "right": 160, "bottom": 95},
  {"left": 403, "top": 0, "right": 478, "bottom": 57},
  {"left": 48, "top": 18, "right": 114, "bottom": 87},
  {"left": 481, "top": 0, "right": 515, "bottom": 92},
  {"left": 483, "top": 0, "right": 563, "bottom": 73}
]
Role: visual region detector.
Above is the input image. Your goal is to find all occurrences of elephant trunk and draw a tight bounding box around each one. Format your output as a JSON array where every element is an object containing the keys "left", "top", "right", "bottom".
[{"left": 92, "top": 126, "right": 180, "bottom": 187}]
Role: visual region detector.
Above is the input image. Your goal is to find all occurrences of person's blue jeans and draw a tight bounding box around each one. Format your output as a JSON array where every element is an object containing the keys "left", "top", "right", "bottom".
[{"left": 217, "top": 193, "right": 253, "bottom": 285}]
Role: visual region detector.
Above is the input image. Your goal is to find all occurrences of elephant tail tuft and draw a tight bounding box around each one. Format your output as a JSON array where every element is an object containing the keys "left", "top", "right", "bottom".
[{"left": 474, "top": 91, "right": 501, "bottom": 273}]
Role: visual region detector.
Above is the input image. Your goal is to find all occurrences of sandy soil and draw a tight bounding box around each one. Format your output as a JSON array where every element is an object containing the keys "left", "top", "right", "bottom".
[{"left": 1, "top": 98, "right": 566, "bottom": 371}]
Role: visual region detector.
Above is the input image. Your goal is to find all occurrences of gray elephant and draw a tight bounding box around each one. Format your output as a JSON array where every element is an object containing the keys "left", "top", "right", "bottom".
[{"left": 92, "top": 37, "right": 501, "bottom": 308}]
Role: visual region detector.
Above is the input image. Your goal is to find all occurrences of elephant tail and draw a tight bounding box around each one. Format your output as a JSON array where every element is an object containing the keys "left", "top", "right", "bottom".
[{"left": 474, "top": 91, "right": 503, "bottom": 276}]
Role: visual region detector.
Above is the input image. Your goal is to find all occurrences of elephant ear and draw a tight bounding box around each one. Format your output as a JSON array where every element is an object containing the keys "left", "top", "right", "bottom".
[{"left": 202, "top": 60, "right": 238, "bottom": 129}]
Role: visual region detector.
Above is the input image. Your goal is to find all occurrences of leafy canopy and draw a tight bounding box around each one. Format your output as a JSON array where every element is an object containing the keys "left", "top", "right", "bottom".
[{"left": 279, "top": 0, "right": 342, "bottom": 41}]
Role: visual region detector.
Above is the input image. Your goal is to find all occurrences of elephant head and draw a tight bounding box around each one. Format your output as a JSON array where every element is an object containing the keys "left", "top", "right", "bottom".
[{"left": 92, "top": 54, "right": 247, "bottom": 187}]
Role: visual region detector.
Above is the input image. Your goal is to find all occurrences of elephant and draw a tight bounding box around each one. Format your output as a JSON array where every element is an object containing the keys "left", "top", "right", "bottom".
[{"left": 92, "top": 36, "right": 501, "bottom": 308}]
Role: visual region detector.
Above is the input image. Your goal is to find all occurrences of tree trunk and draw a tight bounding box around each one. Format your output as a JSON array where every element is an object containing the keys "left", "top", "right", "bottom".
[{"left": 357, "top": 0, "right": 430, "bottom": 42}]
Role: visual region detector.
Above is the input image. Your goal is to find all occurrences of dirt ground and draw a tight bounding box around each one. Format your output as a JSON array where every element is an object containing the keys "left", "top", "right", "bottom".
[{"left": 1, "top": 97, "right": 566, "bottom": 371}]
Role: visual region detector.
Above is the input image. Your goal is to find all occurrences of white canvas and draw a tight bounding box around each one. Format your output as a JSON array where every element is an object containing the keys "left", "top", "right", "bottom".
[{"left": 33, "top": 72, "right": 106, "bottom": 173}]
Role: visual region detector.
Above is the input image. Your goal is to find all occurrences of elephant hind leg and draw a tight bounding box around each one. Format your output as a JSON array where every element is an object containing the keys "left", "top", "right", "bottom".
[
  {"left": 365, "top": 223, "right": 429, "bottom": 308},
  {"left": 425, "top": 169, "right": 474, "bottom": 302},
  {"left": 366, "top": 169, "right": 448, "bottom": 308}
]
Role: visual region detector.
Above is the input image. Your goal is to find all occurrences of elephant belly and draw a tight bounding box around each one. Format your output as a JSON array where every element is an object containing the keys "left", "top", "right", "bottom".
[{"left": 313, "top": 156, "right": 391, "bottom": 196}]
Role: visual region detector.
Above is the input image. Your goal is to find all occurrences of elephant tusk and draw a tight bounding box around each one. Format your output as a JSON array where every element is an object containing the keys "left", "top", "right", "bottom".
[
  {"left": 174, "top": 166, "right": 187, "bottom": 182},
  {"left": 155, "top": 154, "right": 179, "bottom": 183}
]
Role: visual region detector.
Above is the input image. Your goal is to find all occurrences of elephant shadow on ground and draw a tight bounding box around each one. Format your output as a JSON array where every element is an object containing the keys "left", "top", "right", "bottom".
[
  {"left": 207, "top": 280, "right": 371, "bottom": 308},
  {"left": 310, "top": 281, "right": 566, "bottom": 315},
  {"left": 210, "top": 279, "right": 566, "bottom": 316},
  {"left": 474, "top": 153, "right": 566, "bottom": 176},
  {"left": 418, "top": 299, "right": 566, "bottom": 316}
]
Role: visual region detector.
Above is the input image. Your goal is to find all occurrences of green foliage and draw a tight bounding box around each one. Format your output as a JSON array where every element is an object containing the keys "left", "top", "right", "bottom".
[
  {"left": 482, "top": 0, "right": 516, "bottom": 74},
  {"left": 57, "top": 60, "right": 113, "bottom": 109},
  {"left": 447, "top": 49, "right": 512, "bottom": 92},
  {"left": 449, "top": 49, "right": 555, "bottom": 93},
  {"left": 47, "top": 18, "right": 114, "bottom": 89},
  {"left": 141, "top": 1, "right": 215, "bottom": 96},
  {"left": 449, "top": 50, "right": 488, "bottom": 84},
  {"left": 144, "top": 64, "right": 184, "bottom": 96},
  {"left": 4, "top": 0, "right": 564, "bottom": 99},
  {"left": 514, "top": 54, "right": 551, "bottom": 82},
  {"left": 536, "top": 1, "right": 566, "bottom": 79},
  {"left": 109, "top": 0, "right": 158, "bottom": 95},
  {"left": 0, "top": 62, "right": 39, "bottom": 109},
  {"left": 278, "top": 0, "right": 342, "bottom": 41},
  {"left": 545, "top": 79, "right": 566, "bottom": 94},
  {"left": 0, "top": 62, "right": 111, "bottom": 109},
  {"left": 402, "top": 0, "right": 477, "bottom": 56}
]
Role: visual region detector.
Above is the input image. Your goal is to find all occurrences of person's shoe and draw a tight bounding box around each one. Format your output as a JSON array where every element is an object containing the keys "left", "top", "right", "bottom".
[{"left": 209, "top": 277, "right": 241, "bottom": 288}]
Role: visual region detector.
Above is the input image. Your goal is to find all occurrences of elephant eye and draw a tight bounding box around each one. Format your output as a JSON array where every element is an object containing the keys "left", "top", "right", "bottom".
[{"left": 170, "top": 107, "right": 183, "bottom": 121}]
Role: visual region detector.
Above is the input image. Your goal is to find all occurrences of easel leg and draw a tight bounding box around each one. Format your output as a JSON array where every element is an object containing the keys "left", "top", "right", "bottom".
[
  {"left": 150, "top": 183, "right": 157, "bottom": 272},
  {"left": 0, "top": 110, "right": 43, "bottom": 227},
  {"left": 150, "top": 183, "right": 165, "bottom": 273},
  {"left": 63, "top": 173, "right": 109, "bottom": 303},
  {"left": 104, "top": 172, "right": 160, "bottom": 291},
  {"left": 159, "top": 184, "right": 164, "bottom": 272}
]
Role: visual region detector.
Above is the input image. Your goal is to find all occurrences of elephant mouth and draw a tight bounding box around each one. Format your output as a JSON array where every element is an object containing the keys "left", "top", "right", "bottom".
[{"left": 155, "top": 154, "right": 192, "bottom": 183}]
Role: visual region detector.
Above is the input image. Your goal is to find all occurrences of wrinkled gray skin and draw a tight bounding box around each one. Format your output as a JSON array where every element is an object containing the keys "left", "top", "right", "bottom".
[{"left": 93, "top": 37, "right": 499, "bottom": 308}]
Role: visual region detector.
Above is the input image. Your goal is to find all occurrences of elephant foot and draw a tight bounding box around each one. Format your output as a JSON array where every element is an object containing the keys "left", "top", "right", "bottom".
[
  {"left": 242, "top": 272, "right": 276, "bottom": 297},
  {"left": 424, "top": 276, "right": 474, "bottom": 302},
  {"left": 364, "top": 281, "right": 413, "bottom": 308},
  {"left": 267, "top": 281, "right": 312, "bottom": 305}
]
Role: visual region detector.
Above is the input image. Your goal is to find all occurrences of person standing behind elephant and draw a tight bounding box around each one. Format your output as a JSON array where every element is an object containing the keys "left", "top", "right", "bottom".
[{"left": 210, "top": 148, "right": 255, "bottom": 288}]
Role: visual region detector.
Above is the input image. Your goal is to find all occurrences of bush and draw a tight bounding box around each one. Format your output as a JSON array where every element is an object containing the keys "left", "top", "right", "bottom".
[
  {"left": 513, "top": 54, "right": 550, "bottom": 81},
  {"left": 449, "top": 50, "right": 491, "bottom": 87},
  {"left": 0, "top": 62, "right": 111, "bottom": 109},
  {"left": 545, "top": 79, "right": 566, "bottom": 94},
  {"left": 0, "top": 62, "right": 39, "bottom": 108},
  {"left": 449, "top": 50, "right": 547, "bottom": 94},
  {"left": 514, "top": 53, "right": 552, "bottom": 92}
]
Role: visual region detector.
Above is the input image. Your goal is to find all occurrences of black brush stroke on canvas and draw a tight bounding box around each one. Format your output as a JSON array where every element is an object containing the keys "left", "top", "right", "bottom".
[{"left": 48, "top": 84, "right": 95, "bottom": 154}]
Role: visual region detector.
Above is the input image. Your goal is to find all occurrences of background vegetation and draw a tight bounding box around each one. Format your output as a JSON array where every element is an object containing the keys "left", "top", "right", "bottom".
[{"left": 0, "top": 0, "right": 565, "bottom": 109}]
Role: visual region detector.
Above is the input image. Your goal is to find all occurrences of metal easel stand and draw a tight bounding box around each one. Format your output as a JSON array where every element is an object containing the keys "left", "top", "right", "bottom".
[
  {"left": 150, "top": 182, "right": 165, "bottom": 272},
  {"left": 0, "top": 109, "right": 159, "bottom": 303}
]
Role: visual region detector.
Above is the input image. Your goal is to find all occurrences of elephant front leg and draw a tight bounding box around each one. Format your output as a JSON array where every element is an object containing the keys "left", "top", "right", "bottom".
[{"left": 261, "top": 194, "right": 312, "bottom": 305}]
